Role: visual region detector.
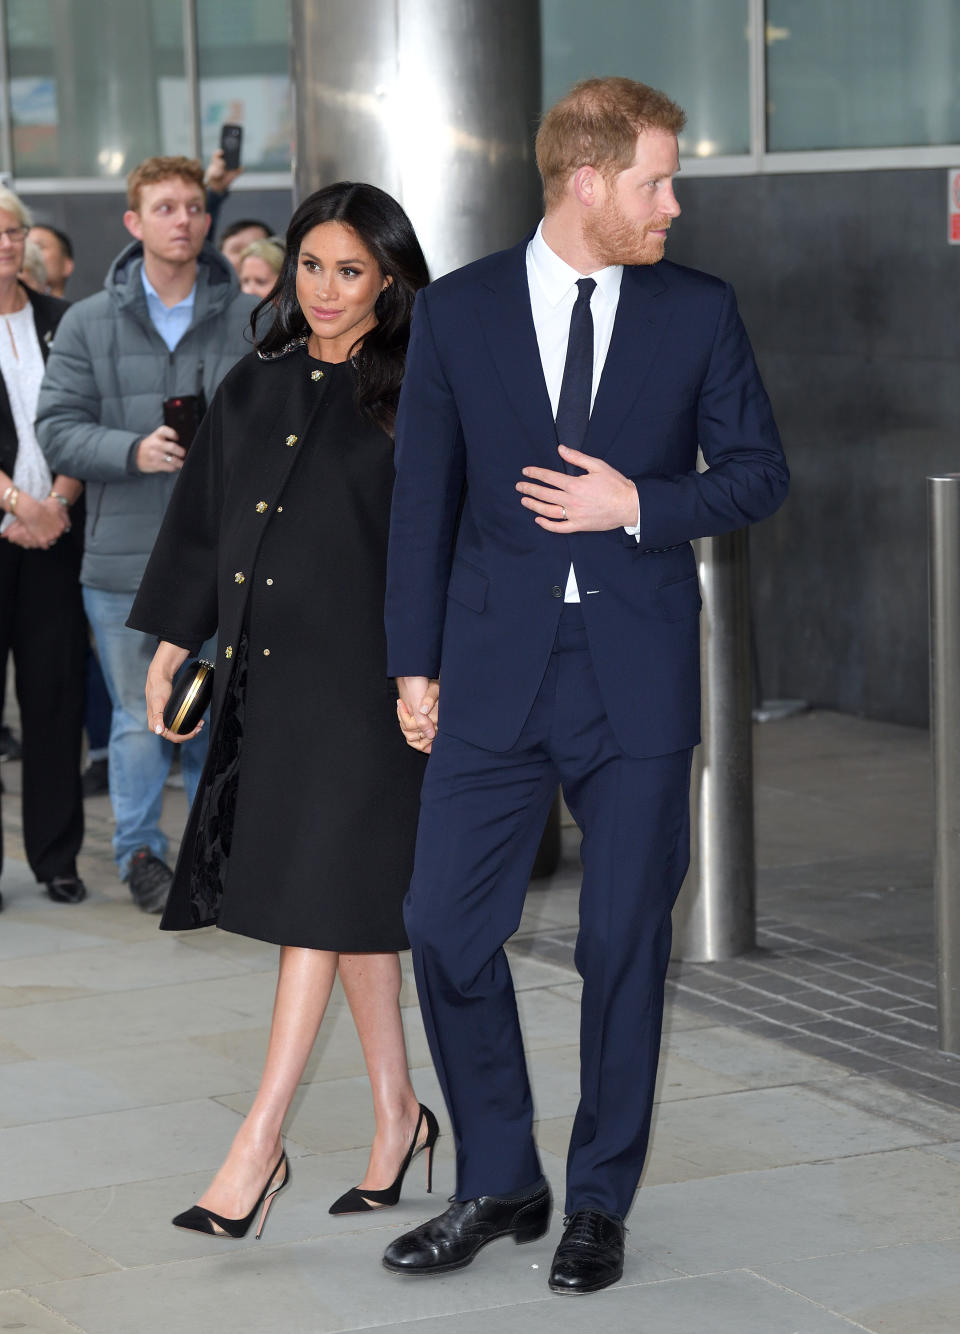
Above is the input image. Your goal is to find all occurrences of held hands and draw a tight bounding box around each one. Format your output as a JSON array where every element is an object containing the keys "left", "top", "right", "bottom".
[
  {"left": 1, "top": 494, "right": 69, "bottom": 548},
  {"left": 145, "top": 644, "right": 204, "bottom": 744},
  {"left": 137, "top": 426, "right": 185, "bottom": 475},
  {"left": 516, "top": 444, "right": 639, "bottom": 532},
  {"left": 396, "top": 677, "right": 439, "bottom": 754}
]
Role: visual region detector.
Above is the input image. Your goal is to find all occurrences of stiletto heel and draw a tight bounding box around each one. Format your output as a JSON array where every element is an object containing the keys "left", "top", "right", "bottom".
[
  {"left": 173, "top": 1151, "right": 289, "bottom": 1239},
  {"left": 328, "top": 1103, "right": 440, "bottom": 1215}
]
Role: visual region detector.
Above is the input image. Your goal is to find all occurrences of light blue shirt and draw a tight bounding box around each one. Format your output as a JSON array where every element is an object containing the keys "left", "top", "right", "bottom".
[{"left": 140, "top": 265, "right": 196, "bottom": 352}]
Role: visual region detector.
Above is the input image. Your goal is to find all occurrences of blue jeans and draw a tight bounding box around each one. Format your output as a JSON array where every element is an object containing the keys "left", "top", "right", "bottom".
[{"left": 82, "top": 586, "right": 212, "bottom": 879}]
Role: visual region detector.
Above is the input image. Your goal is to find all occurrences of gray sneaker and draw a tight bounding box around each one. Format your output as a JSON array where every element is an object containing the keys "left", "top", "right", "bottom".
[{"left": 128, "top": 847, "right": 173, "bottom": 914}]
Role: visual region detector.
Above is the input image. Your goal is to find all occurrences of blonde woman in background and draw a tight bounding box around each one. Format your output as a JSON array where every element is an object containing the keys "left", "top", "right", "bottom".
[{"left": 237, "top": 236, "right": 284, "bottom": 299}]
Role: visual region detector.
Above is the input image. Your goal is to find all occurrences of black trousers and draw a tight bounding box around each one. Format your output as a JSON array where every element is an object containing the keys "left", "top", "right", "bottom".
[{"left": 0, "top": 534, "right": 85, "bottom": 883}]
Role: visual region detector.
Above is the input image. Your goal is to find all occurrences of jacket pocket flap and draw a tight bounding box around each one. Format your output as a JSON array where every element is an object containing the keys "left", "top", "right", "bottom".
[
  {"left": 656, "top": 572, "right": 701, "bottom": 621},
  {"left": 447, "top": 561, "right": 488, "bottom": 613}
]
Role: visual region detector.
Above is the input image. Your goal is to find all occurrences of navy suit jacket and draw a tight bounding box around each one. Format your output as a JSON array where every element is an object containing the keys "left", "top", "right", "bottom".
[{"left": 385, "top": 238, "right": 789, "bottom": 758}]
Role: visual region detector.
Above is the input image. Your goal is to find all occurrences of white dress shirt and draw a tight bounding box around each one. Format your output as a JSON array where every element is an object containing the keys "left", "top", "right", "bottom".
[{"left": 525, "top": 221, "right": 641, "bottom": 602}]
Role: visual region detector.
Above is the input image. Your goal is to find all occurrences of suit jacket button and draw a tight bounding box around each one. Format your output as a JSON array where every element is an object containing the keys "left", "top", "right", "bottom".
[{"left": 551, "top": 585, "right": 563, "bottom": 598}]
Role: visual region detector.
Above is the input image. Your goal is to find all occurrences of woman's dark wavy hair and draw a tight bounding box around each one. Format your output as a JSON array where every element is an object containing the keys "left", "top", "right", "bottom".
[{"left": 251, "top": 182, "right": 429, "bottom": 434}]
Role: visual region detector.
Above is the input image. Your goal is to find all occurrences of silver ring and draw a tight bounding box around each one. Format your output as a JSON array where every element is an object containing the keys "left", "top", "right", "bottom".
[
  {"left": 164, "top": 453, "right": 172, "bottom": 463},
  {"left": 561, "top": 505, "right": 568, "bottom": 520}
]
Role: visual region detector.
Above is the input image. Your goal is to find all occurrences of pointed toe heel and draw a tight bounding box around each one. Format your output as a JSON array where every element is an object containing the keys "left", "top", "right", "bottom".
[
  {"left": 329, "top": 1103, "right": 440, "bottom": 1215},
  {"left": 172, "top": 1151, "right": 289, "bottom": 1240}
]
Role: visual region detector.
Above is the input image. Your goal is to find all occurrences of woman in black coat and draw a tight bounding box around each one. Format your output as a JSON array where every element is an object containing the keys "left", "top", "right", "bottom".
[
  {"left": 128, "top": 184, "right": 437, "bottom": 1238},
  {"left": 0, "top": 187, "right": 86, "bottom": 911}
]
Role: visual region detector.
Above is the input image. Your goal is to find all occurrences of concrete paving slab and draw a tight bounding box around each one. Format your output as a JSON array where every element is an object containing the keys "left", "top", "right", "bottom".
[
  {"left": 0, "top": 937, "right": 250, "bottom": 995},
  {"left": 0, "top": 974, "right": 281, "bottom": 1060},
  {"left": 660, "top": 1022, "right": 843, "bottom": 1089},
  {"left": 633, "top": 1147, "right": 960, "bottom": 1274},
  {"left": 0, "top": 1291, "right": 88, "bottom": 1333},
  {"left": 0, "top": 1201, "right": 119, "bottom": 1288},
  {"left": 0, "top": 1039, "right": 274, "bottom": 1128},
  {"left": 757, "top": 1240, "right": 960, "bottom": 1334},
  {"left": 23, "top": 1222, "right": 667, "bottom": 1334},
  {"left": 0, "top": 920, "right": 112, "bottom": 963},
  {"left": 361, "top": 1270, "right": 870, "bottom": 1334},
  {"left": 0, "top": 1100, "right": 246, "bottom": 1203}
]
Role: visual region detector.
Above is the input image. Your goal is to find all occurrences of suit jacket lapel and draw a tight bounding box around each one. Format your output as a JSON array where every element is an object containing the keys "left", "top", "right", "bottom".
[
  {"left": 474, "top": 241, "right": 559, "bottom": 464},
  {"left": 585, "top": 263, "right": 671, "bottom": 459}
]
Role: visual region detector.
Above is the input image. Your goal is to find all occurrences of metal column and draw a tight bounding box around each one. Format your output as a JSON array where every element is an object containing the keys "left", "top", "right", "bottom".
[
  {"left": 672, "top": 530, "right": 756, "bottom": 961},
  {"left": 289, "top": 0, "right": 542, "bottom": 276},
  {"left": 928, "top": 474, "right": 960, "bottom": 1054}
]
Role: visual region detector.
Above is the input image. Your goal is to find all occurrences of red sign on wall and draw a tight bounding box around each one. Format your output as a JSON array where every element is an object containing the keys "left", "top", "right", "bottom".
[{"left": 949, "top": 170, "right": 960, "bottom": 244}]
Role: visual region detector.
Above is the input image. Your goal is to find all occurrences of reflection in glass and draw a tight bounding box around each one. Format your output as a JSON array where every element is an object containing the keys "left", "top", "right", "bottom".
[
  {"left": 541, "top": 0, "right": 751, "bottom": 158},
  {"left": 196, "top": 0, "right": 292, "bottom": 173},
  {"left": 8, "top": 0, "right": 188, "bottom": 179},
  {"left": 767, "top": 0, "right": 960, "bottom": 151}
]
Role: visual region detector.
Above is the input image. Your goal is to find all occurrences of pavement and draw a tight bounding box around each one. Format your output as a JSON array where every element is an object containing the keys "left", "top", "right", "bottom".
[{"left": 1, "top": 709, "right": 959, "bottom": 1333}]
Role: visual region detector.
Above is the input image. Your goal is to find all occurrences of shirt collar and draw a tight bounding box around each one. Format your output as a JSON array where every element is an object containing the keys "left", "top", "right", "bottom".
[
  {"left": 528, "top": 219, "right": 623, "bottom": 308},
  {"left": 140, "top": 264, "right": 196, "bottom": 313}
]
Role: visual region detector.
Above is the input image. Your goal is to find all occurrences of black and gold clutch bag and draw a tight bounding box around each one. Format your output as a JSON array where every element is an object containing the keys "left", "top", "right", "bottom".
[{"left": 163, "top": 659, "right": 214, "bottom": 735}]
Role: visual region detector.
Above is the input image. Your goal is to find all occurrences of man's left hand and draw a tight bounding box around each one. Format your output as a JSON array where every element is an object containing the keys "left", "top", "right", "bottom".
[{"left": 516, "top": 444, "right": 639, "bottom": 533}]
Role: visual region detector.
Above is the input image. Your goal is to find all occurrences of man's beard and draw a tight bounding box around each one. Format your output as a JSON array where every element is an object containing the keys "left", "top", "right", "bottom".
[{"left": 584, "top": 197, "right": 671, "bottom": 267}]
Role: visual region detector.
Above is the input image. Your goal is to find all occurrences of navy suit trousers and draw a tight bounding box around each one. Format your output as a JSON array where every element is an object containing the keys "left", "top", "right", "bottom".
[{"left": 404, "top": 605, "right": 693, "bottom": 1219}]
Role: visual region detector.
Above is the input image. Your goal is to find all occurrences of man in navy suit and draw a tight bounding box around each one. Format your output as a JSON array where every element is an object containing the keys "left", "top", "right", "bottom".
[{"left": 383, "top": 77, "right": 788, "bottom": 1294}]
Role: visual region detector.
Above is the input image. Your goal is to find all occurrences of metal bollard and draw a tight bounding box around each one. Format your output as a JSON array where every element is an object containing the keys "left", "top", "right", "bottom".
[
  {"left": 927, "top": 474, "right": 960, "bottom": 1055},
  {"left": 672, "top": 530, "right": 756, "bottom": 962}
]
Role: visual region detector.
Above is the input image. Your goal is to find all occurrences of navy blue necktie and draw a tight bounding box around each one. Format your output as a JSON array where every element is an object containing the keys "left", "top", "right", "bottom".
[{"left": 555, "top": 277, "right": 596, "bottom": 471}]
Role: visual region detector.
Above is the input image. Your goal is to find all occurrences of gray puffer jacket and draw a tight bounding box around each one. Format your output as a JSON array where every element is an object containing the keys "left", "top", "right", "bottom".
[{"left": 36, "top": 241, "right": 256, "bottom": 592}]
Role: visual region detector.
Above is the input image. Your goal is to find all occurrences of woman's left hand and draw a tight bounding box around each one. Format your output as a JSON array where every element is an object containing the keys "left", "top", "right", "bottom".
[
  {"left": 1, "top": 517, "right": 43, "bottom": 547},
  {"left": 11, "top": 494, "right": 69, "bottom": 548}
]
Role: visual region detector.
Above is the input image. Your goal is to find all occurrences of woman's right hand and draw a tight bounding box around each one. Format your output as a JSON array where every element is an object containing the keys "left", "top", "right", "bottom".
[{"left": 146, "top": 641, "right": 204, "bottom": 743}]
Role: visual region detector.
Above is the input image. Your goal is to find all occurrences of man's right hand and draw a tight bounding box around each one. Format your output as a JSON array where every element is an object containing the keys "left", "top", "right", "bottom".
[
  {"left": 137, "top": 426, "right": 185, "bottom": 474},
  {"left": 397, "top": 676, "right": 439, "bottom": 754}
]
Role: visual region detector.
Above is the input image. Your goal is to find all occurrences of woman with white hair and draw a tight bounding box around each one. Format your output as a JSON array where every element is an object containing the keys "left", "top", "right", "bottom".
[{"left": 0, "top": 186, "right": 87, "bottom": 911}]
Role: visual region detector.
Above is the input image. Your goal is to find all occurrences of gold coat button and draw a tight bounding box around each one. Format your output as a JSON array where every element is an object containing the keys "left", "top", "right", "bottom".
[
  {"left": 310, "top": 369, "right": 323, "bottom": 381},
  {"left": 285, "top": 434, "right": 298, "bottom": 447},
  {"left": 276, "top": 505, "right": 283, "bottom": 513},
  {"left": 266, "top": 578, "right": 274, "bottom": 586},
  {"left": 256, "top": 501, "right": 268, "bottom": 513},
  {"left": 234, "top": 572, "right": 245, "bottom": 584},
  {"left": 263, "top": 648, "right": 271, "bottom": 656},
  {"left": 225, "top": 645, "right": 233, "bottom": 659}
]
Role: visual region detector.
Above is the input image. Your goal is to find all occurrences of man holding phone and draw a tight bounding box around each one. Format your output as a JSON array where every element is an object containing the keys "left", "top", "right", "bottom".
[{"left": 36, "top": 156, "right": 254, "bottom": 913}]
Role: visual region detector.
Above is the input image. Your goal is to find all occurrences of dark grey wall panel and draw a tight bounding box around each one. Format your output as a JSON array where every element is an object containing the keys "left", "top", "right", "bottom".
[{"left": 667, "top": 168, "right": 960, "bottom": 726}]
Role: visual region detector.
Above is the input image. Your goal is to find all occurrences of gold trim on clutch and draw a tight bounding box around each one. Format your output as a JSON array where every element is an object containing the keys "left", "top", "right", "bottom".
[{"left": 170, "top": 661, "right": 212, "bottom": 734}]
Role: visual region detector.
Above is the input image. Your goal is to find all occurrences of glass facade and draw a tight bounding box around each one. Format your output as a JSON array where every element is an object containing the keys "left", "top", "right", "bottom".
[
  {"left": 2, "top": 2, "right": 960, "bottom": 182},
  {"left": 4, "top": 0, "right": 291, "bottom": 181},
  {"left": 8, "top": 0, "right": 188, "bottom": 179},
  {"left": 196, "top": 0, "right": 292, "bottom": 172},
  {"left": 541, "top": 0, "right": 752, "bottom": 159},
  {"left": 766, "top": 0, "right": 960, "bottom": 151}
]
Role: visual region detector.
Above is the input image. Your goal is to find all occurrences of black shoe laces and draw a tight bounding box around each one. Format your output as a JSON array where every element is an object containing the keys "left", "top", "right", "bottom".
[{"left": 561, "top": 1211, "right": 625, "bottom": 1248}]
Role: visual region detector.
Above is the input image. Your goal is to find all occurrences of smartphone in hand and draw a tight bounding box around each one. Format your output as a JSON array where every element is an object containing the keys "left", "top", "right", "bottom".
[
  {"left": 162, "top": 395, "right": 203, "bottom": 454},
  {"left": 220, "top": 123, "right": 243, "bottom": 171}
]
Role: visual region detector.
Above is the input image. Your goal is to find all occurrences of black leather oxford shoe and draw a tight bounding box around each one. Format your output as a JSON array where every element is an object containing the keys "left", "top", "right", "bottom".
[
  {"left": 382, "top": 1178, "right": 552, "bottom": 1276},
  {"left": 548, "top": 1209, "right": 625, "bottom": 1294}
]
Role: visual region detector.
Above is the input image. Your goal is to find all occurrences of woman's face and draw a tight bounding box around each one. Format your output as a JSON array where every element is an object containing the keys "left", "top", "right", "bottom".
[
  {"left": 239, "top": 254, "right": 278, "bottom": 299},
  {"left": 0, "top": 208, "right": 27, "bottom": 286},
  {"left": 295, "top": 221, "right": 390, "bottom": 362}
]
